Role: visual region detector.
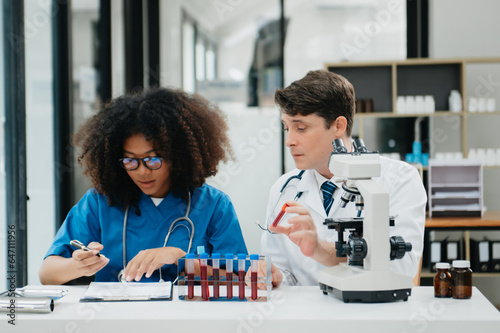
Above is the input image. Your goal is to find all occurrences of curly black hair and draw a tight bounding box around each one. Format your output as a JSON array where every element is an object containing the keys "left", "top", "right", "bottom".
[{"left": 73, "top": 87, "right": 233, "bottom": 213}]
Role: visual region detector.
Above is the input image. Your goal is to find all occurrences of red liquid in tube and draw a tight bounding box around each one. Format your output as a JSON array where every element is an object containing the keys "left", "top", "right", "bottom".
[
  {"left": 251, "top": 271, "right": 258, "bottom": 300},
  {"left": 213, "top": 268, "right": 220, "bottom": 299},
  {"left": 272, "top": 204, "right": 289, "bottom": 227},
  {"left": 226, "top": 272, "right": 233, "bottom": 299},
  {"left": 239, "top": 270, "right": 245, "bottom": 300},
  {"left": 187, "top": 273, "right": 194, "bottom": 299}
]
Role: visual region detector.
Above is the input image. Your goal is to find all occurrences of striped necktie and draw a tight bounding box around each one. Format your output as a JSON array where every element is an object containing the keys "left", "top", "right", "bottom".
[{"left": 321, "top": 181, "right": 337, "bottom": 215}]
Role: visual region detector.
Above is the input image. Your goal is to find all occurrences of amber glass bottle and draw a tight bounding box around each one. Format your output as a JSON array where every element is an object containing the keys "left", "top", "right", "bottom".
[
  {"left": 434, "top": 262, "right": 452, "bottom": 298},
  {"left": 452, "top": 260, "right": 472, "bottom": 299}
]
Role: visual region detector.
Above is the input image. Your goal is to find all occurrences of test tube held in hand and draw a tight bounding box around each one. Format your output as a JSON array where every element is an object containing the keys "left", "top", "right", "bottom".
[
  {"left": 225, "top": 253, "right": 233, "bottom": 299},
  {"left": 186, "top": 253, "right": 195, "bottom": 299},
  {"left": 212, "top": 253, "right": 220, "bottom": 300},
  {"left": 200, "top": 253, "right": 209, "bottom": 300},
  {"left": 272, "top": 203, "right": 289, "bottom": 227},
  {"left": 250, "top": 254, "right": 259, "bottom": 300},
  {"left": 238, "top": 253, "right": 246, "bottom": 300}
]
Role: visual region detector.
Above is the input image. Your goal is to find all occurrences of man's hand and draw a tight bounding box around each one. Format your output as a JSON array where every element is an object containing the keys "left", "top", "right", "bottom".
[
  {"left": 245, "top": 260, "right": 283, "bottom": 290},
  {"left": 270, "top": 201, "right": 345, "bottom": 267},
  {"left": 269, "top": 201, "right": 319, "bottom": 257}
]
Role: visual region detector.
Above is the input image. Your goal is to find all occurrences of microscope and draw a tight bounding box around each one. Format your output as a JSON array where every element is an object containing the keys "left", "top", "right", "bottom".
[{"left": 318, "top": 139, "right": 413, "bottom": 303}]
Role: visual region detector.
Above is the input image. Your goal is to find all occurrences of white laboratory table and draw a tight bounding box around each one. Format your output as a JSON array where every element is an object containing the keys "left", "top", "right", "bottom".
[{"left": 2, "top": 286, "right": 500, "bottom": 333}]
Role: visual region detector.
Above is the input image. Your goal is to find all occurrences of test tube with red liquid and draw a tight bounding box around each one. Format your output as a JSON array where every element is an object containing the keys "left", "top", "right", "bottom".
[
  {"left": 225, "top": 253, "right": 233, "bottom": 299},
  {"left": 200, "top": 253, "right": 209, "bottom": 300},
  {"left": 250, "top": 254, "right": 259, "bottom": 300},
  {"left": 212, "top": 253, "right": 220, "bottom": 300},
  {"left": 186, "top": 253, "right": 195, "bottom": 299},
  {"left": 272, "top": 203, "right": 289, "bottom": 227},
  {"left": 237, "top": 253, "right": 246, "bottom": 300}
]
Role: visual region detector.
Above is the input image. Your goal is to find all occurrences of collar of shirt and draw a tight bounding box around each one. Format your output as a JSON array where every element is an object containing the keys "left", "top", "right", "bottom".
[
  {"left": 313, "top": 170, "right": 330, "bottom": 201},
  {"left": 150, "top": 197, "right": 164, "bottom": 206}
]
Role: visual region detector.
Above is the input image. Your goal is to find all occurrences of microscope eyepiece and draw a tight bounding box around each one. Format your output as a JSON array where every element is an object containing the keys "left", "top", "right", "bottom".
[
  {"left": 332, "top": 138, "right": 348, "bottom": 154},
  {"left": 353, "top": 138, "right": 368, "bottom": 153}
]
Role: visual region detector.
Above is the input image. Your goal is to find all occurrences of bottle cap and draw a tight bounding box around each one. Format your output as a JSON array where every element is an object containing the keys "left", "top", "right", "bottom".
[
  {"left": 436, "top": 262, "right": 450, "bottom": 269},
  {"left": 250, "top": 254, "right": 259, "bottom": 261},
  {"left": 237, "top": 253, "right": 247, "bottom": 260},
  {"left": 211, "top": 253, "right": 220, "bottom": 259},
  {"left": 199, "top": 253, "right": 208, "bottom": 259},
  {"left": 225, "top": 253, "right": 233, "bottom": 259},
  {"left": 185, "top": 253, "right": 195, "bottom": 259},
  {"left": 452, "top": 260, "right": 470, "bottom": 268}
]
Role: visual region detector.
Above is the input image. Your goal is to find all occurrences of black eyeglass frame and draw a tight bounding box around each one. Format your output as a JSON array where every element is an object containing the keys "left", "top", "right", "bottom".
[{"left": 119, "top": 157, "right": 164, "bottom": 171}]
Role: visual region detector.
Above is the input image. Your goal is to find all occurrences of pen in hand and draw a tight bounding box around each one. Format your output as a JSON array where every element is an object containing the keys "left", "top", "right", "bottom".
[{"left": 70, "top": 239, "right": 105, "bottom": 258}]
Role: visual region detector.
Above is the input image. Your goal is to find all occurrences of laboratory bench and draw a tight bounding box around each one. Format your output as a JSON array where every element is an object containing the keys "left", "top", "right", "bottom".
[{"left": 2, "top": 285, "right": 500, "bottom": 333}]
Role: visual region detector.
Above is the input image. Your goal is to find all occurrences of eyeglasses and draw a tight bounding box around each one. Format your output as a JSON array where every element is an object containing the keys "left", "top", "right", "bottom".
[{"left": 119, "top": 157, "right": 163, "bottom": 171}]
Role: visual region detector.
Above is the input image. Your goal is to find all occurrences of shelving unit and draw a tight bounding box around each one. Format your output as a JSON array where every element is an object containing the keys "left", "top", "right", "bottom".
[
  {"left": 324, "top": 57, "right": 500, "bottom": 158},
  {"left": 422, "top": 212, "right": 500, "bottom": 280},
  {"left": 428, "top": 160, "right": 483, "bottom": 217}
]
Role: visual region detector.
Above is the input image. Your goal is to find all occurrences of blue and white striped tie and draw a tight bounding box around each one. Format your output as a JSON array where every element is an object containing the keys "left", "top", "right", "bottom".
[{"left": 321, "top": 181, "right": 337, "bottom": 215}]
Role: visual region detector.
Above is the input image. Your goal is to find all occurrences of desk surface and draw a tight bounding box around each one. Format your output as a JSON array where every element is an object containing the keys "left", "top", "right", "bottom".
[
  {"left": 426, "top": 211, "right": 500, "bottom": 228},
  {"left": 2, "top": 286, "right": 500, "bottom": 333}
]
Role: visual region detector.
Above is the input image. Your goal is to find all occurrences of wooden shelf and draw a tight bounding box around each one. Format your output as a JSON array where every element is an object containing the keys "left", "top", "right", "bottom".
[
  {"left": 425, "top": 211, "right": 500, "bottom": 228},
  {"left": 420, "top": 269, "right": 500, "bottom": 279},
  {"left": 354, "top": 111, "right": 462, "bottom": 118}
]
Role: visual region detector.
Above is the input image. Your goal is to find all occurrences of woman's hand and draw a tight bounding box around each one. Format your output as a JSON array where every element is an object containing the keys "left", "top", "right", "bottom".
[
  {"left": 71, "top": 242, "right": 109, "bottom": 277},
  {"left": 123, "top": 247, "right": 186, "bottom": 282}
]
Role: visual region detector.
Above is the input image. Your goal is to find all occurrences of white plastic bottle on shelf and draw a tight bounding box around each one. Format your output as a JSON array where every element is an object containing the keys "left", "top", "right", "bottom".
[{"left": 448, "top": 90, "right": 462, "bottom": 112}]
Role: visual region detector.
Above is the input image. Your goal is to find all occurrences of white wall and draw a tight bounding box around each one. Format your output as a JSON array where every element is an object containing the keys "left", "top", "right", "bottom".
[{"left": 429, "top": 0, "right": 500, "bottom": 59}]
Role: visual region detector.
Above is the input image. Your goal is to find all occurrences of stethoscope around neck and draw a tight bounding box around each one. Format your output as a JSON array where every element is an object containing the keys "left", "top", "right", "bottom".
[
  {"left": 117, "top": 191, "right": 195, "bottom": 282},
  {"left": 257, "top": 170, "right": 305, "bottom": 233}
]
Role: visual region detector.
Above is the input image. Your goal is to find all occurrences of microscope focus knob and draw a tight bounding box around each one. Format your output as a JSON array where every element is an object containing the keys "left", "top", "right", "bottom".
[
  {"left": 390, "top": 236, "right": 412, "bottom": 260},
  {"left": 347, "top": 236, "right": 368, "bottom": 263}
]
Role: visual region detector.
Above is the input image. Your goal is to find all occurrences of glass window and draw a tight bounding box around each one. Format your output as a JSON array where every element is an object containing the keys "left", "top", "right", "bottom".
[{"left": 24, "top": 0, "right": 56, "bottom": 285}]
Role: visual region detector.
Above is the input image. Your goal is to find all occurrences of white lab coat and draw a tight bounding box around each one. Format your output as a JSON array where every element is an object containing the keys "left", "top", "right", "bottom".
[{"left": 261, "top": 156, "right": 427, "bottom": 286}]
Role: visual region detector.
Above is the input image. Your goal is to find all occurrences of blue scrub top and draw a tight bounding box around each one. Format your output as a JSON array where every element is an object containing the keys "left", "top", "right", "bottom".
[{"left": 45, "top": 184, "right": 248, "bottom": 282}]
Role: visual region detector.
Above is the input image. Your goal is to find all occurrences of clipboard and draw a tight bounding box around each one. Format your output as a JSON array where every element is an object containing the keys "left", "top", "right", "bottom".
[{"left": 80, "top": 282, "right": 173, "bottom": 302}]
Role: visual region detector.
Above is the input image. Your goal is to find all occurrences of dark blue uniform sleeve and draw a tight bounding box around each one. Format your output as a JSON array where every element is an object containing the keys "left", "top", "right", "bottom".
[{"left": 44, "top": 189, "right": 101, "bottom": 259}]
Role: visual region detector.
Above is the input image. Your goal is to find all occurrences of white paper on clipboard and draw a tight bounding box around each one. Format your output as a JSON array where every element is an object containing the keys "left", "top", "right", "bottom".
[{"left": 80, "top": 282, "right": 172, "bottom": 302}]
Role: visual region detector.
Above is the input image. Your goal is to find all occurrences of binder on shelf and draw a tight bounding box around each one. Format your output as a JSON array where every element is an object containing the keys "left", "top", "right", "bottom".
[
  {"left": 470, "top": 238, "right": 490, "bottom": 273},
  {"left": 446, "top": 240, "right": 460, "bottom": 263},
  {"left": 489, "top": 240, "right": 500, "bottom": 273},
  {"left": 429, "top": 241, "right": 443, "bottom": 272}
]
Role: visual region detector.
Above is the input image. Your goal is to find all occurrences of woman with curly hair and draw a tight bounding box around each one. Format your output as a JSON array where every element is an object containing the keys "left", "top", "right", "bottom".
[{"left": 39, "top": 87, "right": 247, "bottom": 284}]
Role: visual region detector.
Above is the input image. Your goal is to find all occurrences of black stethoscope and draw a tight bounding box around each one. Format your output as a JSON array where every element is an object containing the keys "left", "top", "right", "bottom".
[
  {"left": 257, "top": 168, "right": 362, "bottom": 233},
  {"left": 257, "top": 170, "right": 305, "bottom": 233},
  {"left": 117, "top": 192, "right": 195, "bottom": 282}
]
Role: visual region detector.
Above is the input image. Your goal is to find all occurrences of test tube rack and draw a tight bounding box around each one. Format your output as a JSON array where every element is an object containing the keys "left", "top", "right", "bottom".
[{"left": 177, "top": 254, "right": 271, "bottom": 302}]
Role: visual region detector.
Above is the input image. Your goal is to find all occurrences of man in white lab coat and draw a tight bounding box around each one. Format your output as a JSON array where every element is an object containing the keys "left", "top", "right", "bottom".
[{"left": 260, "top": 70, "right": 427, "bottom": 287}]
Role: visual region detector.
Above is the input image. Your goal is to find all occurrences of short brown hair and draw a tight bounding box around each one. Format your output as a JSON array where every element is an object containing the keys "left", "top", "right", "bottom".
[
  {"left": 74, "top": 87, "right": 232, "bottom": 213},
  {"left": 274, "top": 70, "right": 355, "bottom": 136}
]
